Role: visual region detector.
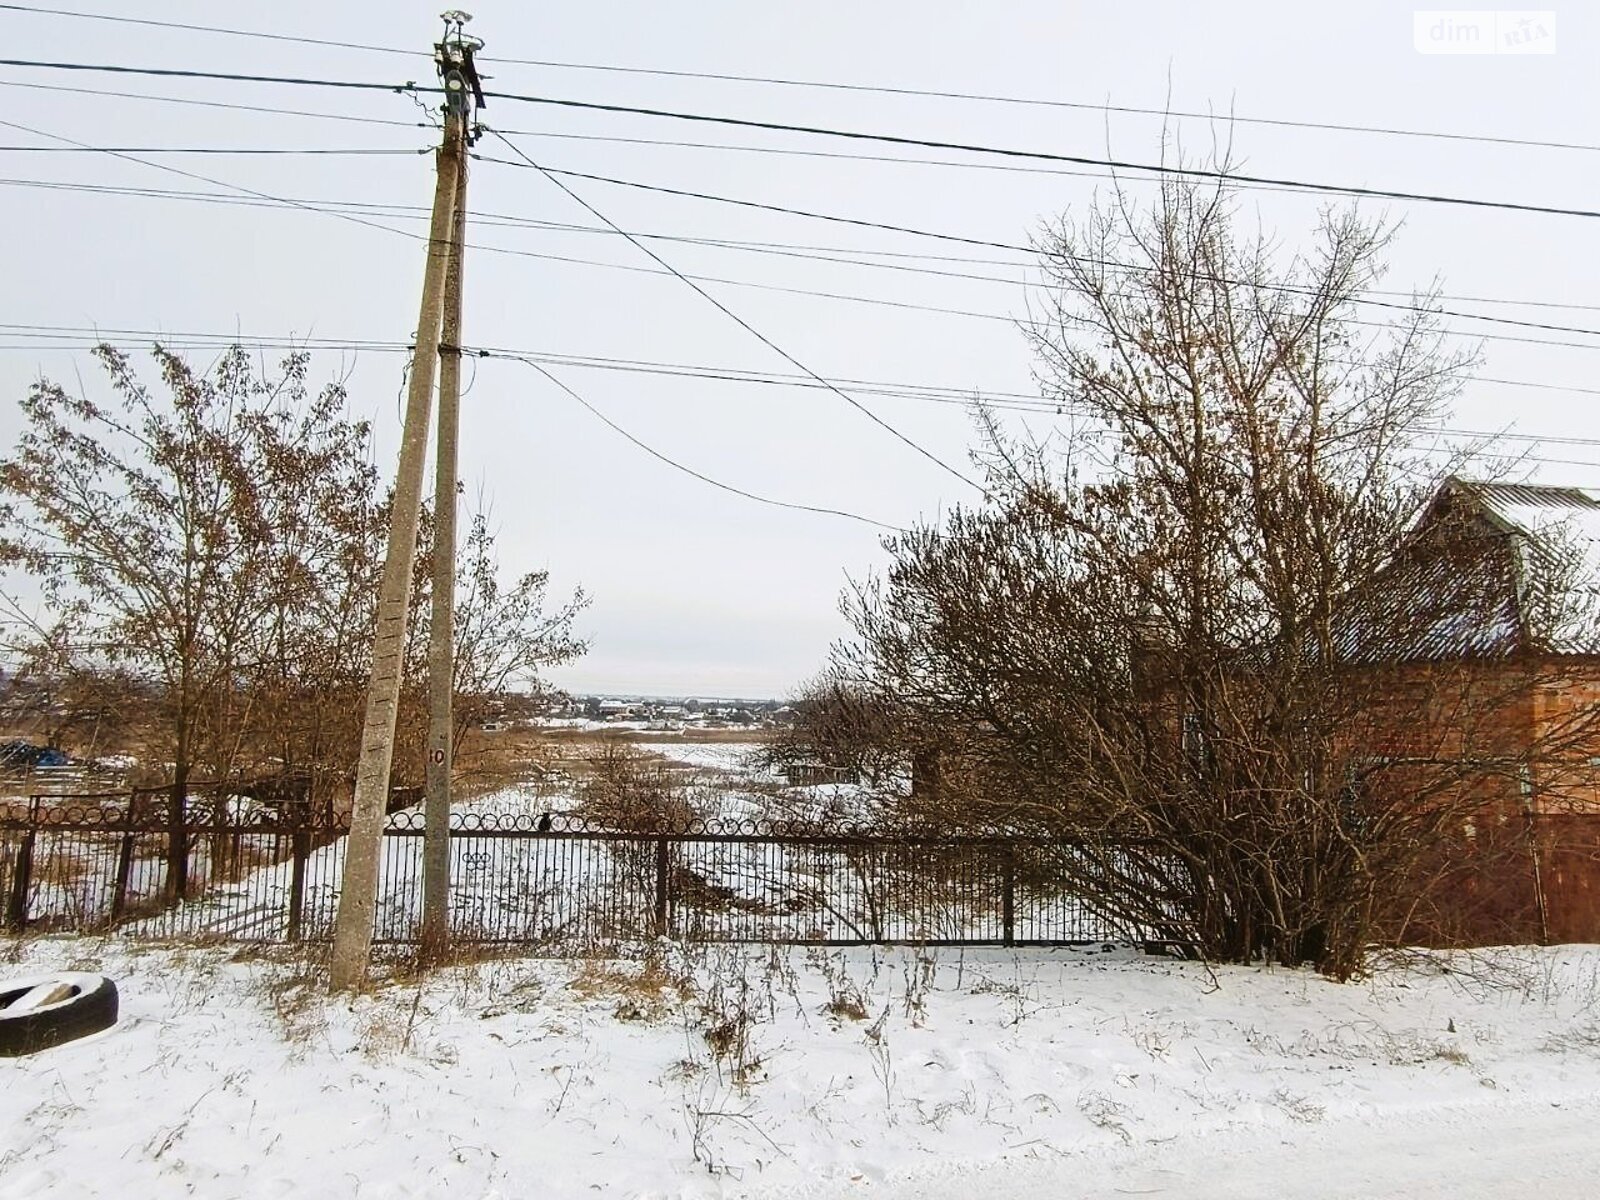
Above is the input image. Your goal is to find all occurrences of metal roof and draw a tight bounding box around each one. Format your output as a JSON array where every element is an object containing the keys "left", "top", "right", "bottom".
[
  {"left": 1429, "top": 478, "right": 1600, "bottom": 656},
  {"left": 1332, "top": 479, "right": 1600, "bottom": 663},
  {"left": 1458, "top": 480, "right": 1600, "bottom": 591}
]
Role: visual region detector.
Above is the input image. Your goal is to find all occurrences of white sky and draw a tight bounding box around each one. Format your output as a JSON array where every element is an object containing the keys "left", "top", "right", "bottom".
[{"left": 2, "top": 2, "right": 1597, "bottom": 698}]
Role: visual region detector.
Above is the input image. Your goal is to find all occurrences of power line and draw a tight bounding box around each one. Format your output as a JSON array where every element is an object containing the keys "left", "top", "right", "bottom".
[
  {"left": 0, "top": 3, "right": 418, "bottom": 57},
  {"left": 488, "top": 69, "right": 1600, "bottom": 157},
  {"left": 0, "top": 56, "right": 413, "bottom": 92},
  {"left": 0, "top": 171, "right": 1040, "bottom": 286},
  {"left": 9, "top": 332, "right": 1595, "bottom": 470},
  {"left": 1471, "top": 374, "right": 1600, "bottom": 399},
  {"left": 5, "top": 57, "right": 1600, "bottom": 220},
  {"left": 517, "top": 175, "right": 1600, "bottom": 322},
  {"left": 8, "top": 78, "right": 1586, "bottom": 222},
  {"left": 8, "top": 85, "right": 1600, "bottom": 350},
  {"left": 9, "top": 322, "right": 1600, "bottom": 463},
  {"left": 24, "top": 82, "right": 1570, "bottom": 331},
  {"left": 0, "top": 145, "right": 424, "bottom": 155},
  {"left": 9, "top": 157, "right": 1600, "bottom": 351},
  {"left": 10, "top": 331, "right": 1599, "bottom": 445},
  {"left": 9, "top": 73, "right": 1587, "bottom": 339},
  {"left": 0, "top": 323, "right": 907, "bottom": 530},
  {"left": 7, "top": 128, "right": 1600, "bottom": 408},
  {"left": 0, "top": 321, "right": 1059, "bottom": 405},
  {"left": 5, "top": 6, "right": 1593, "bottom": 155},
  {"left": 0, "top": 321, "right": 1047, "bottom": 405},
  {"left": 474, "top": 160, "right": 1600, "bottom": 349},
  {"left": 467, "top": 63, "right": 1600, "bottom": 159},
  {"left": 0, "top": 324, "right": 415, "bottom": 353},
  {"left": 504, "top": 355, "right": 905, "bottom": 531},
  {"left": 487, "top": 127, "right": 989, "bottom": 494},
  {"left": 6, "top": 139, "right": 1600, "bottom": 352},
  {"left": 9, "top": 166, "right": 1600, "bottom": 320},
  {"left": 0, "top": 117, "right": 425, "bottom": 244},
  {"left": 0, "top": 79, "right": 433, "bottom": 128},
  {"left": 12, "top": 173, "right": 1009, "bottom": 324},
  {"left": 0, "top": 78, "right": 1317, "bottom": 200},
  {"left": 16, "top": 87, "right": 1600, "bottom": 335},
  {"left": 470, "top": 95, "right": 1600, "bottom": 223},
  {"left": 2, "top": 170, "right": 1019, "bottom": 323}
]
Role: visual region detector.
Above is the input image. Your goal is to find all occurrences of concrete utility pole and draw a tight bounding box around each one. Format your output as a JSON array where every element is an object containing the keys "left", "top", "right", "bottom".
[
  {"left": 331, "top": 12, "right": 484, "bottom": 992},
  {"left": 421, "top": 145, "right": 468, "bottom": 960}
]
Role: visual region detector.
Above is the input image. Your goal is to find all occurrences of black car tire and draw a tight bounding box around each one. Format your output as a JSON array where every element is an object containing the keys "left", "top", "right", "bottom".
[{"left": 0, "top": 972, "right": 119, "bottom": 1057}]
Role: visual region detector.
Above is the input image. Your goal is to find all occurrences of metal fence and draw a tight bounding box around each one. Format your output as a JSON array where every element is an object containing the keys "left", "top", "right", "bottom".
[{"left": 1, "top": 802, "right": 1143, "bottom": 947}]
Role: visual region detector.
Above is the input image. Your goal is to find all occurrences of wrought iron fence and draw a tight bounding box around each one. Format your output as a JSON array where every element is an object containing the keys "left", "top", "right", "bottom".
[{"left": 3, "top": 803, "right": 1147, "bottom": 947}]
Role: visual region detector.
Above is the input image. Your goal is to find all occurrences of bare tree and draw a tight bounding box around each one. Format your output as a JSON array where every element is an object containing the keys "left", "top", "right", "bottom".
[
  {"left": 443, "top": 511, "right": 588, "bottom": 749},
  {"left": 761, "top": 670, "right": 909, "bottom": 791},
  {"left": 0, "top": 345, "right": 381, "bottom": 892},
  {"left": 387, "top": 508, "right": 589, "bottom": 792},
  {"left": 839, "top": 172, "right": 1600, "bottom": 977}
]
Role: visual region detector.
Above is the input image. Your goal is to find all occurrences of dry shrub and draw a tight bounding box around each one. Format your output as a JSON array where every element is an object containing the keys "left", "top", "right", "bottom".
[
  {"left": 574, "top": 740, "right": 708, "bottom": 830},
  {"left": 573, "top": 743, "right": 718, "bottom": 939},
  {"left": 833, "top": 168, "right": 1600, "bottom": 979},
  {"left": 0, "top": 931, "right": 44, "bottom": 964},
  {"left": 809, "top": 949, "right": 870, "bottom": 1023}
]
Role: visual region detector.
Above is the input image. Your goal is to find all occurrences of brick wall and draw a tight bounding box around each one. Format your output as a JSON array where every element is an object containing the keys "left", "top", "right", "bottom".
[{"left": 1356, "top": 657, "right": 1600, "bottom": 944}]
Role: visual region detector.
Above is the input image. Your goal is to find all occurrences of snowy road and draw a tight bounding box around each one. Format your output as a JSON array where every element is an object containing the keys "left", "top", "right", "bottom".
[
  {"left": 795, "top": 1101, "right": 1600, "bottom": 1200},
  {"left": 4, "top": 940, "right": 1599, "bottom": 1199}
]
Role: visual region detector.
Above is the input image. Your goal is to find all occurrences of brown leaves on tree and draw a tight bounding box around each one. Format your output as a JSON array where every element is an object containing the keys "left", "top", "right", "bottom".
[{"left": 0, "top": 344, "right": 588, "bottom": 890}]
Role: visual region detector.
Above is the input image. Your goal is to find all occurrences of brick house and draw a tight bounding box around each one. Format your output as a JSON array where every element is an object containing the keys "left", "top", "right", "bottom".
[
  {"left": 1377, "top": 479, "right": 1600, "bottom": 802},
  {"left": 1365, "top": 478, "right": 1600, "bottom": 942},
  {"left": 905, "top": 476, "right": 1600, "bottom": 946}
]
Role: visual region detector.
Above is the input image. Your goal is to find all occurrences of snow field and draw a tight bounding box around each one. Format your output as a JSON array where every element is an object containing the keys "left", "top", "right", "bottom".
[
  {"left": 646, "top": 743, "right": 772, "bottom": 779},
  {"left": 2, "top": 939, "right": 1599, "bottom": 1198}
]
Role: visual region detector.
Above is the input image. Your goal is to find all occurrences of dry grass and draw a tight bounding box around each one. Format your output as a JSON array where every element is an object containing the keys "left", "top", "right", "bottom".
[
  {"left": 823, "top": 990, "right": 869, "bottom": 1022},
  {"left": 568, "top": 953, "right": 695, "bottom": 1024},
  {"left": 204, "top": 837, "right": 281, "bottom": 884},
  {"left": 573, "top": 742, "right": 711, "bottom": 831},
  {"left": 544, "top": 728, "right": 771, "bottom": 748},
  {"left": 375, "top": 940, "right": 529, "bottom": 985},
  {"left": 430, "top": 727, "right": 770, "bottom": 808},
  {"left": 0, "top": 931, "right": 49, "bottom": 965},
  {"left": 256, "top": 946, "right": 333, "bottom": 1048}
]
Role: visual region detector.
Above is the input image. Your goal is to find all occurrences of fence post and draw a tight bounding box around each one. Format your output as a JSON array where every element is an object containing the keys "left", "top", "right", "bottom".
[
  {"left": 1001, "top": 842, "right": 1016, "bottom": 947},
  {"left": 287, "top": 824, "right": 309, "bottom": 943},
  {"left": 654, "top": 837, "right": 671, "bottom": 937},
  {"left": 109, "top": 831, "right": 136, "bottom": 923},
  {"left": 6, "top": 797, "right": 39, "bottom": 932},
  {"left": 1520, "top": 781, "right": 1551, "bottom": 946},
  {"left": 229, "top": 791, "right": 245, "bottom": 884}
]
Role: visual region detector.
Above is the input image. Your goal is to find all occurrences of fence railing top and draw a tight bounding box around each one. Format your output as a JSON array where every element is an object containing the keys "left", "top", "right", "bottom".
[
  {"left": 381, "top": 809, "right": 1103, "bottom": 840},
  {"left": 0, "top": 792, "right": 1193, "bottom": 847},
  {"left": 1, "top": 803, "right": 1130, "bottom": 844}
]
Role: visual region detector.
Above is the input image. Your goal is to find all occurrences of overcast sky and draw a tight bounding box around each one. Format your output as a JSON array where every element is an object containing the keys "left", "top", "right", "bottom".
[{"left": 2, "top": 2, "right": 1597, "bottom": 698}]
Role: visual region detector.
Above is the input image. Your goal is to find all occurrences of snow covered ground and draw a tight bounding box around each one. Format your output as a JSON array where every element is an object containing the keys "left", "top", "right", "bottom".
[
  {"left": 3, "top": 938, "right": 1598, "bottom": 1198},
  {"left": 648, "top": 742, "right": 773, "bottom": 779}
]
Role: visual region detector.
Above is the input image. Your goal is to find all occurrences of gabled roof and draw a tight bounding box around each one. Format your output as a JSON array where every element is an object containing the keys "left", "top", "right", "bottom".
[
  {"left": 1456, "top": 479, "right": 1600, "bottom": 587},
  {"left": 1392, "top": 477, "right": 1600, "bottom": 658}
]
